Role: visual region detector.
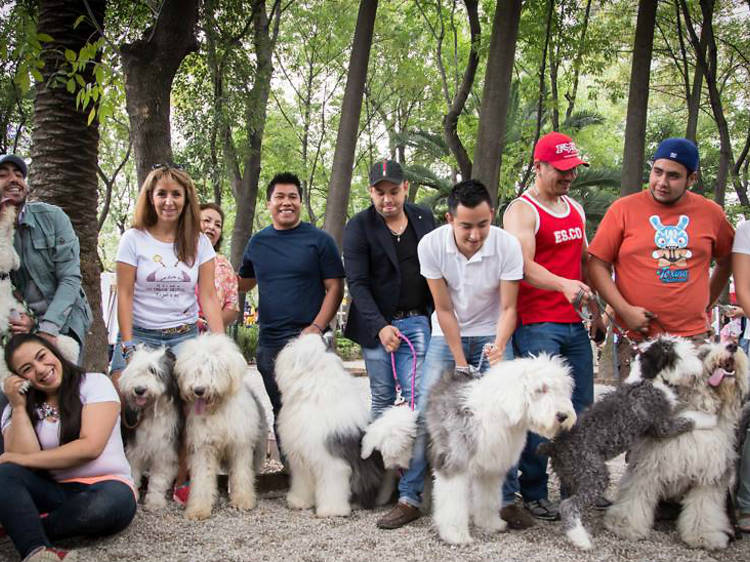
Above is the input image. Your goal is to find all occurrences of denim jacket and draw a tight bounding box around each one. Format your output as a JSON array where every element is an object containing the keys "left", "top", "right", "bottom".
[{"left": 12, "top": 202, "right": 92, "bottom": 344}]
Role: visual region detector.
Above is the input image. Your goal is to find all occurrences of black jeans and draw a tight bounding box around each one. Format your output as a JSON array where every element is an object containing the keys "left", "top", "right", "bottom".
[
  {"left": 0, "top": 464, "right": 136, "bottom": 558},
  {"left": 255, "top": 343, "right": 286, "bottom": 446}
]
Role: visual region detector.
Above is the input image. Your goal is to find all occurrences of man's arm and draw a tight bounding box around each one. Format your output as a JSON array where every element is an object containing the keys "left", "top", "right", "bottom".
[
  {"left": 503, "top": 200, "right": 591, "bottom": 303},
  {"left": 237, "top": 276, "right": 256, "bottom": 293},
  {"left": 425, "top": 277, "right": 468, "bottom": 367},
  {"left": 734, "top": 252, "right": 750, "bottom": 316},
  {"left": 487, "top": 280, "right": 518, "bottom": 365},
  {"left": 588, "top": 255, "right": 653, "bottom": 334},
  {"left": 301, "top": 277, "right": 344, "bottom": 335},
  {"left": 708, "top": 254, "right": 732, "bottom": 309}
]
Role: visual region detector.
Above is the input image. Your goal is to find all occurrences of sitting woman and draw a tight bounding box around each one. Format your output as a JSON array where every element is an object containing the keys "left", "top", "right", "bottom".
[
  {"left": 0, "top": 334, "right": 137, "bottom": 562},
  {"left": 198, "top": 203, "right": 239, "bottom": 330}
]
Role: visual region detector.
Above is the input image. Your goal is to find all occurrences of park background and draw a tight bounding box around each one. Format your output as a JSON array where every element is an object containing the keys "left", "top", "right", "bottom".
[{"left": 1, "top": 0, "right": 748, "bottom": 373}]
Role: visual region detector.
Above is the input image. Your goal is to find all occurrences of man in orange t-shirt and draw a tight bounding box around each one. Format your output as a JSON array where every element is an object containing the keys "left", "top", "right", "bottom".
[{"left": 588, "top": 138, "right": 734, "bottom": 374}]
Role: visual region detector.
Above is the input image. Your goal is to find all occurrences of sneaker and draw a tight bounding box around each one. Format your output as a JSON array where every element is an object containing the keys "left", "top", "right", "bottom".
[
  {"left": 524, "top": 498, "right": 560, "bottom": 521},
  {"left": 376, "top": 501, "right": 421, "bottom": 529},
  {"left": 738, "top": 512, "right": 750, "bottom": 533},
  {"left": 500, "top": 503, "right": 536, "bottom": 530},
  {"left": 173, "top": 481, "right": 190, "bottom": 506},
  {"left": 593, "top": 495, "right": 612, "bottom": 511},
  {"left": 23, "top": 547, "right": 78, "bottom": 561}
]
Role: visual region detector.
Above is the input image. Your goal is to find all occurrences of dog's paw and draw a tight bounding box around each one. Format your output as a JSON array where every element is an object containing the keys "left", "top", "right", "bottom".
[
  {"left": 604, "top": 516, "right": 649, "bottom": 541},
  {"left": 229, "top": 493, "right": 257, "bottom": 511},
  {"left": 474, "top": 514, "right": 507, "bottom": 533},
  {"left": 566, "top": 521, "right": 593, "bottom": 550},
  {"left": 683, "top": 531, "right": 730, "bottom": 550},
  {"left": 438, "top": 527, "right": 474, "bottom": 545},
  {"left": 286, "top": 493, "right": 314, "bottom": 510},
  {"left": 315, "top": 504, "right": 351, "bottom": 517},
  {"left": 184, "top": 505, "right": 212, "bottom": 521},
  {"left": 143, "top": 494, "right": 168, "bottom": 511}
]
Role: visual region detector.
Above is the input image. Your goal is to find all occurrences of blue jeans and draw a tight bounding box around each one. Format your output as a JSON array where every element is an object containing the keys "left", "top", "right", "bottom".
[
  {"left": 361, "top": 315, "right": 430, "bottom": 504},
  {"left": 505, "top": 321, "right": 594, "bottom": 502},
  {"left": 0, "top": 464, "right": 136, "bottom": 558},
  {"left": 738, "top": 424, "right": 750, "bottom": 513},
  {"left": 406, "top": 335, "right": 513, "bottom": 508},
  {"left": 109, "top": 323, "right": 199, "bottom": 373}
]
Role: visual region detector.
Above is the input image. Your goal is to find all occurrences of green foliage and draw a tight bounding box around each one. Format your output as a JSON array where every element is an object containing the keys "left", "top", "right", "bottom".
[
  {"left": 335, "top": 331, "right": 362, "bottom": 361},
  {"left": 234, "top": 324, "right": 260, "bottom": 363}
]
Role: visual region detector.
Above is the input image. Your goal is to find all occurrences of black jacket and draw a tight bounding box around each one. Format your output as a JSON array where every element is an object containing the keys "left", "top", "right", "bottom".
[{"left": 343, "top": 202, "right": 436, "bottom": 348}]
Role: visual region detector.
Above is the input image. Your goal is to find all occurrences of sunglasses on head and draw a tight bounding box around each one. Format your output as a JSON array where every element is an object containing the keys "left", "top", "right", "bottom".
[{"left": 151, "top": 162, "right": 185, "bottom": 171}]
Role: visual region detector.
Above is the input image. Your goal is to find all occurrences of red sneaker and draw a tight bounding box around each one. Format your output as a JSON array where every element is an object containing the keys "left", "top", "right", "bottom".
[{"left": 173, "top": 481, "right": 190, "bottom": 506}]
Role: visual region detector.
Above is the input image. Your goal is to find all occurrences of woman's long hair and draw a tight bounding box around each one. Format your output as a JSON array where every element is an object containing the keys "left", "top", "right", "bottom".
[
  {"left": 199, "top": 202, "right": 225, "bottom": 251},
  {"left": 4, "top": 333, "right": 84, "bottom": 445},
  {"left": 133, "top": 166, "right": 201, "bottom": 266}
]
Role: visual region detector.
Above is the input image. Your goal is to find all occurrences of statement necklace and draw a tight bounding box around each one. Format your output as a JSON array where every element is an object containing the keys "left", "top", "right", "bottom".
[{"left": 37, "top": 402, "right": 59, "bottom": 421}]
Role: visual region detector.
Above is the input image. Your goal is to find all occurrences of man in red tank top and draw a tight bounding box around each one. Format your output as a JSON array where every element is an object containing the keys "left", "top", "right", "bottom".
[{"left": 503, "top": 132, "right": 603, "bottom": 521}]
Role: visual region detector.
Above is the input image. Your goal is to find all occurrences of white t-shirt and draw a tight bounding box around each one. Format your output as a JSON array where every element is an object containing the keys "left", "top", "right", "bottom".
[
  {"left": 1, "top": 373, "right": 133, "bottom": 484},
  {"left": 116, "top": 228, "right": 215, "bottom": 329},
  {"left": 418, "top": 224, "right": 524, "bottom": 337}
]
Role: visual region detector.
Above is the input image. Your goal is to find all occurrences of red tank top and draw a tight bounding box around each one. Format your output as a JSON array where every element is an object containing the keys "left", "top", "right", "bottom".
[{"left": 516, "top": 193, "right": 584, "bottom": 324}]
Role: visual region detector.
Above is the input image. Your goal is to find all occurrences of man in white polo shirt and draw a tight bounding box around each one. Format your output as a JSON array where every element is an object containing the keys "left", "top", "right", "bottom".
[{"left": 408, "top": 179, "right": 531, "bottom": 529}]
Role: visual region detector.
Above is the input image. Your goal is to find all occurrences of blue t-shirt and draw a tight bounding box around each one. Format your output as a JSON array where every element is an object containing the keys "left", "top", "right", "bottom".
[{"left": 238, "top": 222, "right": 345, "bottom": 347}]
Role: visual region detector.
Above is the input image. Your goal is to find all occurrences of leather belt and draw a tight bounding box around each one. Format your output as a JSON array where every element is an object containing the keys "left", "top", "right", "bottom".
[{"left": 392, "top": 309, "right": 426, "bottom": 321}]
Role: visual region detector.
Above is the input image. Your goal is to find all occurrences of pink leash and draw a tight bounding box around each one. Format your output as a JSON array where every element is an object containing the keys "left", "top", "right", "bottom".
[{"left": 390, "top": 333, "right": 417, "bottom": 411}]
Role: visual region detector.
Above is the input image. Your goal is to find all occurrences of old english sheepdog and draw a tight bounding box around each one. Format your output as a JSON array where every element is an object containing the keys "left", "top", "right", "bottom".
[
  {"left": 118, "top": 345, "right": 183, "bottom": 509},
  {"left": 605, "top": 340, "right": 749, "bottom": 550},
  {"left": 0, "top": 203, "right": 78, "bottom": 384},
  {"left": 538, "top": 335, "right": 706, "bottom": 550},
  {"left": 425, "top": 353, "right": 577, "bottom": 545},
  {"left": 174, "top": 333, "right": 268, "bottom": 520},
  {"left": 275, "top": 333, "right": 386, "bottom": 517}
]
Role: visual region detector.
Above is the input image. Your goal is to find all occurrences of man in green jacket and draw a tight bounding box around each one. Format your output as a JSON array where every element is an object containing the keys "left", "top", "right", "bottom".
[{"left": 1, "top": 153, "right": 92, "bottom": 352}]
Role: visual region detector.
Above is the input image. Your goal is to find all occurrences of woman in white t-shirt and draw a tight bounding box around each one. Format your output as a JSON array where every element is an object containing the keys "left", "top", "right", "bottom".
[
  {"left": 109, "top": 164, "right": 224, "bottom": 377},
  {"left": 0, "top": 334, "right": 136, "bottom": 561}
]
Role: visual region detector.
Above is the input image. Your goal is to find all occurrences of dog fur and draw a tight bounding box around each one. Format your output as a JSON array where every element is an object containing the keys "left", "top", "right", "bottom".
[
  {"left": 361, "top": 404, "right": 418, "bottom": 470},
  {"left": 118, "top": 345, "right": 183, "bottom": 510},
  {"left": 0, "top": 203, "right": 79, "bottom": 384},
  {"left": 539, "top": 335, "right": 705, "bottom": 550},
  {"left": 605, "top": 340, "right": 749, "bottom": 550},
  {"left": 174, "top": 333, "right": 268, "bottom": 520},
  {"left": 425, "top": 353, "right": 577, "bottom": 545},
  {"left": 274, "top": 333, "right": 385, "bottom": 517}
]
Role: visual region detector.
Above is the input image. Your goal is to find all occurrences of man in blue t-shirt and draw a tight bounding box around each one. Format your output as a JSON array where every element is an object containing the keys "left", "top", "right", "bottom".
[{"left": 238, "top": 172, "right": 345, "bottom": 440}]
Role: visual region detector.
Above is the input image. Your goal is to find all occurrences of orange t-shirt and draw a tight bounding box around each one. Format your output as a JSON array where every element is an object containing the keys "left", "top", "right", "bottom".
[{"left": 588, "top": 190, "right": 734, "bottom": 337}]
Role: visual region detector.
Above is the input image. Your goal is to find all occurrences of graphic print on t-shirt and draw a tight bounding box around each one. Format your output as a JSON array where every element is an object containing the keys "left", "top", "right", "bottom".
[
  {"left": 649, "top": 215, "right": 692, "bottom": 283},
  {"left": 144, "top": 254, "right": 191, "bottom": 300}
]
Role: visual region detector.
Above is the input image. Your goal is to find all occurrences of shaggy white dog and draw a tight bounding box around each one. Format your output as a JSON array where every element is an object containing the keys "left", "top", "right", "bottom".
[
  {"left": 606, "top": 341, "right": 749, "bottom": 550},
  {"left": 174, "top": 333, "right": 267, "bottom": 520},
  {"left": 118, "top": 345, "right": 182, "bottom": 510},
  {"left": 275, "top": 333, "right": 385, "bottom": 517},
  {"left": 361, "top": 405, "right": 418, "bottom": 470},
  {"left": 0, "top": 203, "right": 78, "bottom": 384},
  {"left": 425, "top": 354, "right": 577, "bottom": 545}
]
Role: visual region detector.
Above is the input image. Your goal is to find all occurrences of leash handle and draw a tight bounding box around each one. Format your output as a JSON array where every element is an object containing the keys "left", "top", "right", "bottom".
[{"left": 390, "top": 332, "right": 417, "bottom": 411}]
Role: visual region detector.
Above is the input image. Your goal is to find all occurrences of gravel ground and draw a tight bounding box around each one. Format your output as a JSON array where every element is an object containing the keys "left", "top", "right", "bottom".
[{"left": 1, "top": 372, "right": 748, "bottom": 561}]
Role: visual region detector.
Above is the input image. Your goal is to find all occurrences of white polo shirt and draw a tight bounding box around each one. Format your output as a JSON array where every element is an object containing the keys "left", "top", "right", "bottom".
[{"left": 418, "top": 224, "right": 523, "bottom": 337}]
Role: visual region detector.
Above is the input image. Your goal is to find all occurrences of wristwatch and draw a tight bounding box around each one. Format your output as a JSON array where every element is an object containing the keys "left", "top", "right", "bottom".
[{"left": 121, "top": 340, "right": 136, "bottom": 358}]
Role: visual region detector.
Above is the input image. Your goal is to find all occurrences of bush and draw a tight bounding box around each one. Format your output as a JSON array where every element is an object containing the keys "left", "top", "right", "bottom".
[
  {"left": 335, "top": 331, "right": 362, "bottom": 361},
  {"left": 234, "top": 323, "right": 259, "bottom": 363}
]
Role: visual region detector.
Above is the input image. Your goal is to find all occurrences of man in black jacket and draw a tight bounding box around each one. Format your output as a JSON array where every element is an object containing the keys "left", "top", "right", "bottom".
[{"left": 343, "top": 159, "right": 436, "bottom": 529}]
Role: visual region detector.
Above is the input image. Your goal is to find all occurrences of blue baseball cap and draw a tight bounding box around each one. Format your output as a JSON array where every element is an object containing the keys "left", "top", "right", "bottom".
[
  {"left": 0, "top": 154, "right": 28, "bottom": 178},
  {"left": 653, "top": 138, "right": 699, "bottom": 173}
]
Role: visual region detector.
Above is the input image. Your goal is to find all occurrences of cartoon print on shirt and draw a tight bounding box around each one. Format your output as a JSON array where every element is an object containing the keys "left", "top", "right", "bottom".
[
  {"left": 145, "top": 254, "right": 192, "bottom": 300},
  {"left": 649, "top": 215, "right": 691, "bottom": 283}
]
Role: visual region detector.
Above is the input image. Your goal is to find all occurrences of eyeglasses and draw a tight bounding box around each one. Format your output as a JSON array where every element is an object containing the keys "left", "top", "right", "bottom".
[{"left": 151, "top": 162, "right": 185, "bottom": 171}]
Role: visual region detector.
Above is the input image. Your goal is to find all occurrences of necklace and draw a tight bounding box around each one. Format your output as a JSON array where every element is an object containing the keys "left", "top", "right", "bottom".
[
  {"left": 37, "top": 402, "right": 59, "bottom": 421},
  {"left": 387, "top": 218, "right": 408, "bottom": 242}
]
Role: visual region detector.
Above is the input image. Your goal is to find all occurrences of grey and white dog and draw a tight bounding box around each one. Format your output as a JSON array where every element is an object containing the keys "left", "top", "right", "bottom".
[
  {"left": 538, "top": 335, "right": 706, "bottom": 550},
  {"left": 119, "top": 345, "right": 183, "bottom": 510}
]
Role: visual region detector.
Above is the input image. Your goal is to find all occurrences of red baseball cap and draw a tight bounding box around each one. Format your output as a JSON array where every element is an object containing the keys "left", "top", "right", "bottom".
[{"left": 533, "top": 132, "right": 589, "bottom": 171}]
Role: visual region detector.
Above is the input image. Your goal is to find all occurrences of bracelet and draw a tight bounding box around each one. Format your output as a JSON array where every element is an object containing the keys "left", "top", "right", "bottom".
[{"left": 312, "top": 322, "right": 325, "bottom": 334}]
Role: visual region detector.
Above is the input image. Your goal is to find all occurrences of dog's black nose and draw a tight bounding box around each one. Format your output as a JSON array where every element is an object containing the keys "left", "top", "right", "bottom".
[
  {"left": 193, "top": 386, "right": 205, "bottom": 397},
  {"left": 556, "top": 412, "right": 568, "bottom": 423},
  {"left": 134, "top": 386, "right": 146, "bottom": 396},
  {"left": 727, "top": 342, "right": 738, "bottom": 353}
]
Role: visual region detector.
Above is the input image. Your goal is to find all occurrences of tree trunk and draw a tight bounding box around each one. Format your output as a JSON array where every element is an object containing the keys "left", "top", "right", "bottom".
[
  {"left": 323, "top": 0, "right": 378, "bottom": 247},
  {"left": 442, "top": 0, "right": 480, "bottom": 180},
  {"left": 621, "top": 0, "right": 658, "bottom": 196},
  {"left": 120, "top": 0, "right": 201, "bottom": 187},
  {"left": 565, "top": 0, "right": 592, "bottom": 122},
  {"left": 471, "top": 0, "right": 522, "bottom": 207},
  {"left": 29, "top": 0, "right": 108, "bottom": 372}
]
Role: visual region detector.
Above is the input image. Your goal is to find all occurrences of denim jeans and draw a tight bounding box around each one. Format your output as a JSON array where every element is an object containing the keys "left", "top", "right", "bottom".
[
  {"left": 0, "top": 464, "right": 136, "bottom": 558},
  {"left": 738, "top": 424, "right": 750, "bottom": 513},
  {"left": 109, "top": 323, "right": 199, "bottom": 373},
  {"left": 505, "top": 321, "right": 594, "bottom": 502},
  {"left": 361, "top": 315, "right": 430, "bottom": 505},
  {"left": 256, "top": 342, "right": 288, "bottom": 449},
  {"left": 405, "top": 334, "right": 513, "bottom": 508}
]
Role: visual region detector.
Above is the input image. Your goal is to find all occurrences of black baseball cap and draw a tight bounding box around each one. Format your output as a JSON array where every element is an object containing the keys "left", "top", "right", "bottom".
[
  {"left": 369, "top": 159, "right": 404, "bottom": 186},
  {"left": 0, "top": 154, "right": 28, "bottom": 178}
]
